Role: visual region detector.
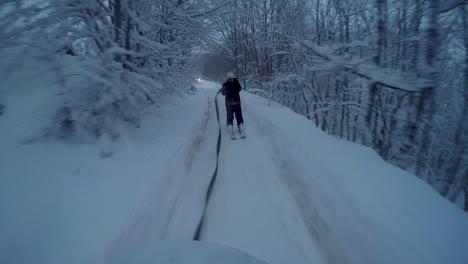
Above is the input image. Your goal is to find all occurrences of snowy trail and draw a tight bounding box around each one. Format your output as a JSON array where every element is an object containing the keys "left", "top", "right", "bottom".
[
  {"left": 197, "top": 92, "right": 323, "bottom": 264},
  {"left": 194, "top": 82, "right": 395, "bottom": 264},
  {"left": 2, "top": 77, "right": 467, "bottom": 264}
]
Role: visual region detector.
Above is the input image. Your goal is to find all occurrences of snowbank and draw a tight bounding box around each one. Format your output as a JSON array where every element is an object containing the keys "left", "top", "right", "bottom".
[{"left": 0, "top": 61, "right": 217, "bottom": 264}]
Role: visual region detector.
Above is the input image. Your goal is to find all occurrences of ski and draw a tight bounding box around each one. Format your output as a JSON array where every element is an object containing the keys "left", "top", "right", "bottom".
[
  {"left": 238, "top": 125, "right": 246, "bottom": 139},
  {"left": 239, "top": 130, "right": 246, "bottom": 139},
  {"left": 226, "top": 125, "right": 245, "bottom": 140},
  {"left": 227, "top": 125, "right": 236, "bottom": 140}
]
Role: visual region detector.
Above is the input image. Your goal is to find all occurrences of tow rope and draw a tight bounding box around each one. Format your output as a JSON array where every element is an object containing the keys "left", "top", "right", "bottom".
[{"left": 193, "top": 88, "right": 223, "bottom": 240}]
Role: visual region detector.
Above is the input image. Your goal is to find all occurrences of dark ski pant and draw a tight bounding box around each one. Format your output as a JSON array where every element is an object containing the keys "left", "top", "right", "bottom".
[{"left": 226, "top": 104, "right": 244, "bottom": 126}]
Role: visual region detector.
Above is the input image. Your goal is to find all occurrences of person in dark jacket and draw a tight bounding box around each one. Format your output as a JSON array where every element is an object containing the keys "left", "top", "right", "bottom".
[{"left": 221, "top": 72, "right": 245, "bottom": 137}]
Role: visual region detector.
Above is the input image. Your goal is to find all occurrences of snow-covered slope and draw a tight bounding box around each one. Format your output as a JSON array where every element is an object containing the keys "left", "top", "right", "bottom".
[{"left": 1, "top": 77, "right": 467, "bottom": 264}]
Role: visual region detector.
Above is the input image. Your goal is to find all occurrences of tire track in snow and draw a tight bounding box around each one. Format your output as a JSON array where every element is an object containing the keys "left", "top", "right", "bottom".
[
  {"left": 99, "top": 97, "right": 215, "bottom": 263},
  {"left": 160, "top": 91, "right": 221, "bottom": 240},
  {"left": 248, "top": 107, "right": 346, "bottom": 264},
  {"left": 184, "top": 99, "right": 212, "bottom": 170},
  {"left": 161, "top": 97, "right": 213, "bottom": 239},
  {"left": 245, "top": 96, "right": 396, "bottom": 264}
]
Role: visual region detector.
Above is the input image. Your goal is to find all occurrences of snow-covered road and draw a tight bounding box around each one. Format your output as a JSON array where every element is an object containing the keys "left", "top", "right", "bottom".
[
  {"left": 101, "top": 80, "right": 468, "bottom": 264},
  {"left": 200, "top": 96, "right": 324, "bottom": 264},
  {"left": 2, "top": 79, "right": 467, "bottom": 264},
  {"left": 170, "top": 81, "right": 468, "bottom": 264},
  {"left": 192, "top": 83, "right": 391, "bottom": 264}
]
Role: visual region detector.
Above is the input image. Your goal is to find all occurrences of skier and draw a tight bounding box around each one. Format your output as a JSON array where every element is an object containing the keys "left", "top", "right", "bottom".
[{"left": 221, "top": 72, "right": 245, "bottom": 139}]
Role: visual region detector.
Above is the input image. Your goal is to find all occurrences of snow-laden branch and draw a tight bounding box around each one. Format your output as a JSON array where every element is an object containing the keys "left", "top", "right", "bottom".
[
  {"left": 301, "top": 40, "right": 427, "bottom": 93},
  {"left": 188, "top": 0, "right": 237, "bottom": 18},
  {"left": 338, "top": 8, "right": 368, "bottom": 17},
  {"left": 0, "top": 0, "right": 211, "bottom": 141},
  {"left": 438, "top": 0, "right": 467, "bottom": 14}
]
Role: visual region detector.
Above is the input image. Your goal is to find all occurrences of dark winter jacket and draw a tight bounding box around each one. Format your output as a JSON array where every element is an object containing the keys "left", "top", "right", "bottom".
[{"left": 221, "top": 78, "right": 242, "bottom": 105}]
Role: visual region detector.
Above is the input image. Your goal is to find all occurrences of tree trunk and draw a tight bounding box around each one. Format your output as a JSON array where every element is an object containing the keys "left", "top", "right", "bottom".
[
  {"left": 125, "top": 15, "right": 132, "bottom": 62},
  {"left": 113, "top": 0, "right": 122, "bottom": 43},
  {"left": 352, "top": 90, "right": 362, "bottom": 142},
  {"left": 400, "top": 0, "right": 408, "bottom": 71},
  {"left": 367, "top": 83, "right": 378, "bottom": 146},
  {"left": 416, "top": 0, "right": 439, "bottom": 177},
  {"left": 411, "top": 0, "right": 422, "bottom": 73},
  {"left": 465, "top": 179, "right": 468, "bottom": 212},
  {"left": 322, "top": 77, "right": 331, "bottom": 132},
  {"left": 374, "top": 0, "right": 387, "bottom": 65},
  {"left": 340, "top": 88, "right": 345, "bottom": 139},
  {"left": 112, "top": 0, "right": 122, "bottom": 62},
  {"left": 302, "top": 91, "right": 311, "bottom": 121},
  {"left": 331, "top": 79, "right": 340, "bottom": 135}
]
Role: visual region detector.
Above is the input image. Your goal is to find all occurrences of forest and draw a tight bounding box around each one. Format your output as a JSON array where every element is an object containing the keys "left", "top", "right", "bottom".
[{"left": 1, "top": 0, "right": 466, "bottom": 210}]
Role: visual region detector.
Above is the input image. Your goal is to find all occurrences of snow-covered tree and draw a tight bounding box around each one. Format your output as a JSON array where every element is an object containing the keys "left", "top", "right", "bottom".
[{"left": 1, "top": 0, "right": 213, "bottom": 142}]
